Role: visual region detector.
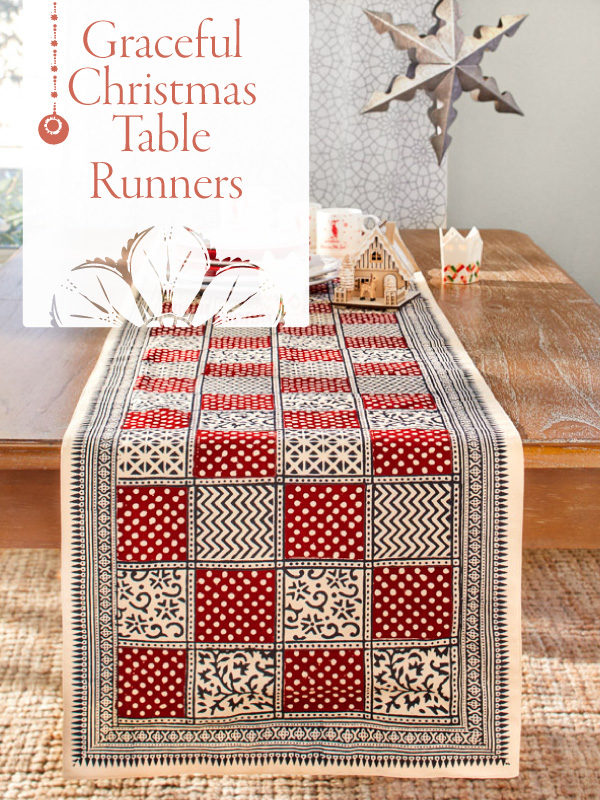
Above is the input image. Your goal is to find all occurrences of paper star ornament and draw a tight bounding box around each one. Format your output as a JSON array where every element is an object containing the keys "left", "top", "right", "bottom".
[{"left": 362, "top": 0, "right": 527, "bottom": 164}]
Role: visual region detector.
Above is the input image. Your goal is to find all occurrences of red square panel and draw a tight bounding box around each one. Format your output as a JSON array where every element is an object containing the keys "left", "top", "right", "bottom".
[
  {"left": 201, "top": 394, "right": 274, "bottom": 411},
  {"left": 362, "top": 394, "right": 437, "bottom": 411},
  {"left": 117, "top": 486, "right": 188, "bottom": 562},
  {"left": 143, "top": 348, "right": 201, "bottom": 363},
  {"left": 203, "top": 362, "right": 273, "bottom": 377},
  {"left": 279, "top": 348, "right": 343, "bottom": 362},
  {"left": 345, "top": 335, "right": 408, "bottom": 349},
  {"left": 117, "top": 646, "right": 187, "bottom": 718},
  {"left": 354, "top": 361, "right": 421, "bottom": 377},
  {"left": 372, "top": 566, "right": 454, "bottom": 640},
  {"left": 284, "top": 484, "right": 365, "bottom": 559},
  {"left": 134, "top": 375, "right": 196, "bottom": 393},
  {"left": 193, "top": 430, "right": 277, "bottom": 478},
  {"left": 149, "top": 326, "right": 205, "bottom": 337},
  {"left": 308, "top": 300, "right": 331, "bottom": 313},
  {"left": 282, "top": 324, "right": 336, "bottom": 336},
  {"left": 370, "top": 429, "right": 452, "bottom": 476},
  {"left": 340, "top": 311, "right": 398, "bottom": 324},
  {"left": 195, "top": 568, "right": 276, "bottom": 643},
  {"left": 283, "top": 410, "right": 359, "bottom": 429},
  {"left": 209, "top": 336, "right": 271, "bottom": 349},
  {"left": 122, "top": 409, "right": 191, "bottom": 430},
  {"left": 283, "top": 648, "right": 364, "bottom": 712}
]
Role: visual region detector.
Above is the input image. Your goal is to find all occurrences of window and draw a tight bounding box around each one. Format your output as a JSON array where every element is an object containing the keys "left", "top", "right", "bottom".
[{"left": 0, "top": 0, "right": 23, "bottom": 252}]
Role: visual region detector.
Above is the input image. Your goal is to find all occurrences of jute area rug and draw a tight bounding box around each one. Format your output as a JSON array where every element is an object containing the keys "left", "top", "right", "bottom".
[{"left": 0, "top": 548, "right": 598, "bottom": 800}]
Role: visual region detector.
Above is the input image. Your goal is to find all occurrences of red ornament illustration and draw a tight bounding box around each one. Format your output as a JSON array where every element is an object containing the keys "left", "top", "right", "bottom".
[{"left": 39, "top": 2, "right": 69, "bottom": 145}]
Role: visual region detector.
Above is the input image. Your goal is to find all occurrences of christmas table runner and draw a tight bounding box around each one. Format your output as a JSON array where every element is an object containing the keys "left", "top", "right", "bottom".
[{"left": 62, "top": 272, "right": 522, "bottom": 778}]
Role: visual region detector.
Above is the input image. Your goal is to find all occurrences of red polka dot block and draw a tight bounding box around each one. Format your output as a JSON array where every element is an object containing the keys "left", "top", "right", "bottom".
[
  {"left": 284, "top": 484, "right": 365, "bottom": 560},
  {"left": 201, "top": 394, "right": 274, "bottom": 411},
  {"left": 122, "top": 408, "right": 191, "bottom": 430},
  {"left": 354, "top": 361, "right": 421, "bottom": 377},
  {"left": 345, "top": 335, "right": 408, "bottom": 349},
  {"left": 116, "top": 486, "right": 188, "bottom": 562},
  {"left": 283, "top": 410, "right": 360, "bottom": 429},
  {"left": 283, "top": 648, "right": 364, "bottom": 713},
  {"left": 149, "top": 326, "right": 205, "bottom": 337},
  {"left": 308, "top": 300, "right": 331, "bottom": 313},
  {"left": 280, "top": 377, "right": 351, "bottom": 393},
  {"left": 279, "top": 348, "right": 343, "bottom": 362},
  {"left": 117, "top": 646, "right": 187, "bottom": 718},
  {"left": 195, "top": 569, "right": 276, "bottom": 643},
  {"left": 193, "top": 430, "right": 277, "bottom": 479},
  {"left": 209, "top": 336, "right": 271, "bottom": 349},
  {"left": 362, "top": 394, "right": 437, "bottom": 411},
  {"left": 340, "top": 311, "right": 398, "bottom": 324},
  {"left": 281, "top": 324, "right": 336, "bottom": 336},
  {"left": 372, "top": 565, "right": 454, "bottom": 640},
  {"left": 142, "top": 348, "right": 201, "bottom": 363},
  {"left": 134, "top": 375, "right": 196, "bottom": 393},
  {"left": 370, "top": 429, "right": 453, "bottom": 476},
  {"left": 203, "top": 362, "right": 273, "bottom": 377}
]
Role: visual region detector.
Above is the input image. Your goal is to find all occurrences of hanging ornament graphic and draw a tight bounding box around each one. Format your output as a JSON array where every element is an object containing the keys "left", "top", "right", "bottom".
[{"left": 38, "top": 2, "right": 69, "bottom": 145}]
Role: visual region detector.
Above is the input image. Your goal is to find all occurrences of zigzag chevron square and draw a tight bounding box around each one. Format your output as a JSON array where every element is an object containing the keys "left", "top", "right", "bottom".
[
  {"left": 373, "top": 482, "right": 454, "bottom": 559},
  {"left": 194, "top": 485, "right": 276, "bottom": 561}
]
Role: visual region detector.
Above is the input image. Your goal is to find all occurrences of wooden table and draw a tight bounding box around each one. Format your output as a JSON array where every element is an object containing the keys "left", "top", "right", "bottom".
[{"left": 1, "top": 230, "right": 599, "bottom": 548}]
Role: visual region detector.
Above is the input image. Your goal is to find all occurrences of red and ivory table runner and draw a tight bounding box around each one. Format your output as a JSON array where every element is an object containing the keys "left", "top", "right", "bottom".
[{"left": 62, "top": 272, "right": 522, "bottom": 778}]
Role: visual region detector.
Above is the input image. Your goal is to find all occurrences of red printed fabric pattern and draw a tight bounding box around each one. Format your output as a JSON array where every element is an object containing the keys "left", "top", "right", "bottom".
[{"left": 65, "top": 283, "right": 519, "bottom": 778}]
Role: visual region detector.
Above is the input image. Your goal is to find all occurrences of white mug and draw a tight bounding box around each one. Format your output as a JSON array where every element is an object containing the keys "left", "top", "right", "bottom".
[
  {"left": 316, "top": 208, "right": 380, "bottom": 257},
  {"left": 309, "top": 201, "right": 321, "bottom": 254}
]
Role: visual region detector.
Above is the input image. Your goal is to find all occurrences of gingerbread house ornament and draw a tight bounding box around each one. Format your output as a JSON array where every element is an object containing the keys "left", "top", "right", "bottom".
[{"left": 333, "top": 222, "right": 417, "bottom": 309}]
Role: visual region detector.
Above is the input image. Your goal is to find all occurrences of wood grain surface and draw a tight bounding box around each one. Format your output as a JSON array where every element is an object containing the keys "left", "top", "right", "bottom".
[{"left": 1, "top": 230, "right": 599, "bottom": 547}]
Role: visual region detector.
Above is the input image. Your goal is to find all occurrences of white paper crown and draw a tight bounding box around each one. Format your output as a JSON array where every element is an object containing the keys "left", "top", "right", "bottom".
[{"left": 439, "top": 227, "right": 483, "bottom": 267}]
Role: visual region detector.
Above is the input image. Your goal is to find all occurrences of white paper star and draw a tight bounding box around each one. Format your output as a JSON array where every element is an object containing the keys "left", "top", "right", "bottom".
[{"left": 362, "top": 0, "right": 527, "bottom": 164}]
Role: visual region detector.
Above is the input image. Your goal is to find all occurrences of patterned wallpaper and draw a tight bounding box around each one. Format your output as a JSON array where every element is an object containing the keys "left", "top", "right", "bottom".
[{"left": 309, "top": 0, "right": 447, "bottom": 228}]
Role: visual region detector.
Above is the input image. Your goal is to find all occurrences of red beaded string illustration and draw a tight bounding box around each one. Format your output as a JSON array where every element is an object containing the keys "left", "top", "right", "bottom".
[{"left": 38, "top": 1, "right": 69, "bottom": 144}]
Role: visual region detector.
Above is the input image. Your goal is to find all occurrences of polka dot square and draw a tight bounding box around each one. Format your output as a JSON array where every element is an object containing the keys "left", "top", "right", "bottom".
[
  {"left": 372, "top": 565, "right": 454, "bottom": 640},
  {"left": 117, "top": 646, "right": 187, "bottom": 719},
  {"left": 283, "top": 648, "right": 364, "bottom": 713},
  {"left": 116, "top": 486, "right": 188, "bottom": 562},
  {"left": 370, "top": 429, "right": 453, "bottom": 476},
  {"left": 193, "top": 430, "right": 277, "bottom": 479},
  {"left": 195, "top": 568, "right": 276, "bottom": 643},
  {"left": 284, "top": 484, "right": 365, "bottom": 560}
]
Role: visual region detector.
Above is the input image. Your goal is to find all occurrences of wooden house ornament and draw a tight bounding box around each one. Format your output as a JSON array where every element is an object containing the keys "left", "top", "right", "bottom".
[{"left": 333, "top": 222, "right": 417, "bottom": 309}]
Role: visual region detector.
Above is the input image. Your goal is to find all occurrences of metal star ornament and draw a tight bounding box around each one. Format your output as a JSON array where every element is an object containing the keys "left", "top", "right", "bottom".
[{"left": 362, "top": 0, "right": 527, "bottom": 164}]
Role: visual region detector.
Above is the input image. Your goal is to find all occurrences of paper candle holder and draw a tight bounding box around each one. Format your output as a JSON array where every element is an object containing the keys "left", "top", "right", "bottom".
[{"left": 439, "top": 227, "right": 483, "bottom": 285}]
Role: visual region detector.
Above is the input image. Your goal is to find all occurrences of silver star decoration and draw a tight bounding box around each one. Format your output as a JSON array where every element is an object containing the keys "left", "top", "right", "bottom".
[{"left": 362, "top": 0, "right": 527, "bottom": 164}]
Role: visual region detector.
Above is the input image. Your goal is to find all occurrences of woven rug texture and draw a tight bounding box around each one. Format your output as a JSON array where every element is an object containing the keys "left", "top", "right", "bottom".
[{"left": 0, "top": 548, "right": 598, "bottom": 800}]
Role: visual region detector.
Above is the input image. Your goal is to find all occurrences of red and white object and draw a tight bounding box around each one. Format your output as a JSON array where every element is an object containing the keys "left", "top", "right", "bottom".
[
  {"left": 316, "top": 207, "right": 379, "bottom": 258},
  {"left": 439, "top": 227, "right": 483, "bottom": 285}
]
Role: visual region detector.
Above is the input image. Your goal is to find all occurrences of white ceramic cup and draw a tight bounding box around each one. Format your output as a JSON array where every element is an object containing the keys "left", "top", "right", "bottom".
[
  {"left": 309, "top": 202, "right": 322, "bottom": 254},
  {"left": 316, "top": 208, "right": 380, "bottom": 257}
]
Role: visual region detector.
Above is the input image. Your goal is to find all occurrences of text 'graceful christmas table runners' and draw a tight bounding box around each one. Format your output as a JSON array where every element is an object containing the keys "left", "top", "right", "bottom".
[{"left": 62, "top": 272, "right": 523, "bottom": 778}]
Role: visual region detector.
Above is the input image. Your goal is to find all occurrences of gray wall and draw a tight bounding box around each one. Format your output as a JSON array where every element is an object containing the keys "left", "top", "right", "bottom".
[{"left": 447, "top": 0, "right": 600, "bottom": 301}]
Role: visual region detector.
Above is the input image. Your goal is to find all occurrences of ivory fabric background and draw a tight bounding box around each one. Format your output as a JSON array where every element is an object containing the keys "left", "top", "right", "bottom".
[{"left": 309, "top": 0, "right": 447, "bottom": 226}]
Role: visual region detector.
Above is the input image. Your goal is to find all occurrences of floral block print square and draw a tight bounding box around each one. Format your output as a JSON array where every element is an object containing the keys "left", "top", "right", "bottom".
[
  {"left": 194, "top": 648, "right": 275, "bottom": 719},
  {"left": 116, "top": 486, "right": 188, "bottom": 562},
  {"left": 117, "top": 646, "right": 187, "bottom": 719},
  {"left": 372, "top": 566, "right": 454, "bottom": 641},
  {"left": 198, "top": 410, "right": 275, "bottom": 432},
  {"left": 117, "top": 567, "right": 187, "bottom": 642},
  {"left": 195, "top": 568, "right": 276, "bottom": 644},
  {"left": 284, "top": 484, "right": 365, "bottom": 560},
  {"left": 372, "top": 646, "right": 454, "bottom": 717},
  {"left": 194, "top": 485, "right": 276, "bottom": 561},
  {"left": 283, "top": 648, "right": 364, "bottom": 713},
  {"left": 193, "top": 430, "right": 277, "bottom": 479},
  {"left": 370, "top": 429, "right": 453, "bottom": 476},
  {"left": 284, "top": 568, "right": 363, "bottom": 642}
]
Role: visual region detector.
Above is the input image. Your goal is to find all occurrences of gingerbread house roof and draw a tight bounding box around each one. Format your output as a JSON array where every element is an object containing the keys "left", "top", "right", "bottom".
[{"left": 354, "top": 222, "right": 418, "bottom": 281}]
